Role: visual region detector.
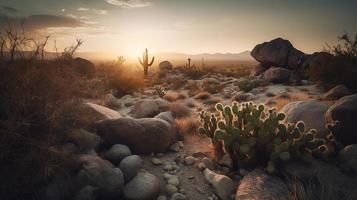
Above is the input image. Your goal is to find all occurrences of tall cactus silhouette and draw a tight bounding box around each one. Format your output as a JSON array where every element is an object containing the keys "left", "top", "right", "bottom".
[{"left": 138, "top": 48, "right": 155, "bottom": 77}]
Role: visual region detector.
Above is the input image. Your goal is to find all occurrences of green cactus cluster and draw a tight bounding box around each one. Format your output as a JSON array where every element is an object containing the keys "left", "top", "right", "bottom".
[{"left": 199, "top": 101, "right": 329, "bottom": 173}]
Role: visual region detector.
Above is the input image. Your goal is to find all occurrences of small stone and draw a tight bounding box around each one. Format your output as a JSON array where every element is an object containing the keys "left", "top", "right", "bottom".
[
  {"left": 124, "top": 172, "right": 160, "bottom": 200},
  {"left": 202, "top": 157, "right": 215, "bottom": 170},
  {"left": 239, "top": 168, "right": 249, "bottom": 176},
  {"left": 170, "top": 193, "right": 186, "bottom": 200},
  {"left": 221, "top": 154, "right": 233, "bottom": 168},
  {"left": 165, "top": 184, "right": 178, "bottom": 196},
  {"left": 198, "top": 162, "right": 207, "bottom": 171},
  {"left": 151, "top": 158, "right": 164, "bottom": 165},
  {"left": 188, "top": 176, "right": 195, "bottom": 180},
  {"left": 156, "top": 153, "right": 164, "bottom": 157},
  {"left": 184, "top": 156, "right": 197, "bottom": 165},
  {"left": 170, "top": 141, "right": 184, "bottom": 152},
  {"left": 163, "top": 164, "right": 178, "bottom": 171},
  {"left": 104, "top": 144, "right": 132, "bottom": 165},
  {"left": 164, "top": 173, "right": 180, "bottom": 186},
  {"left": 157, "top": 195, "right": 167, "bottom": 200},
  {"left": 204, "top": 169, "right": 235, "bottom": 200}
]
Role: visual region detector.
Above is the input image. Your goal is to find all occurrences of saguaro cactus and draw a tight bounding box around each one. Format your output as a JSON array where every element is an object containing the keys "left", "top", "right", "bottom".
[{"left": 138, "top": 48, "right": 155, "bottom": 77}]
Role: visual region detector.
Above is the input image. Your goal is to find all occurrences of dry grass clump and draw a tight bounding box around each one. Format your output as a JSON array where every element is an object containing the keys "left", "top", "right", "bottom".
[
  {"left": 161, "top": 103, "right": 192, "bottom": 119},
  {"left": 278, "top": 92, "right": 292, "bottom": 99},
  {"left": 175, "top": 117, "right": 201, "bottom": 136},
  {"left": 194, "top": 91, "right": 212, "bottom": 100},
  {"left": 164, "top": 91, "right": 187, "bottom": 102},
  {"left": 168, "top": 76, "right": 187, "bottom": 90}
]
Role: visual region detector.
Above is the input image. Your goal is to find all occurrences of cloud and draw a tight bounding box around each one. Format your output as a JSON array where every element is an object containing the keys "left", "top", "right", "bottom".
[
  {"left": 1, "top": 6, "right": 18, "bottom": 14},
  {"left": 77, "top": 7, "right": 108, "bottom": 15},
  {"left": 0, "top": 14, "right": 84, "bottom": 32},
  {"left": 105, "top": 0, "right": 152, "bottom": 8}
]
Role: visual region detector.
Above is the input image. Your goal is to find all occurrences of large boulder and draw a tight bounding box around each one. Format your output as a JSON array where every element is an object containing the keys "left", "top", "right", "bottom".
[
  {"left": 281, "top": 157, "right": 357, "bottom": 199},
  {"left": 94, "top": 117, "right": 176, "bottom": 154},
  {"left": 338, "top": 144, "right": 357, "bottom": 174},
  {"left": 250, "top": 64, "right": 270, "bottom": 77},
  {"left": 76, "top": 155, "right": 124, "bottom": 198},
  {"left": 323, "top": 85, "right": 351, "bottom": 100},
  {"left": 325, "top": 94, "right": 357, "bottom": 144},
  {"left": 129, "top": 99, "right": 170, "bottom": 118},
  {"left": 280, "top": 101, "right": 329, "bottom": 137},
  {"left": 236, "top": 169, "right": 289, "bottom": 200},
  {"left": 159, "top": 61, "right": 173, "bottom": 71},
  {"left": 251, "top": 38, "right": 305, "bottom": 69},
  {"left": 261, "top": 67, "right": 291, "bottom": 83},
  {"left": 124, "top": 172, "right": 160, "bottom": 200},
  {"left": 204, "top": 169, "right": 235, "bottom": 200},
  {"left": 301, "top": 52, "right": 334, "bottom": 74},
  {"left": 73, "top": 57, "right": 96, "bottom": 77},
  {"left": 56, "top": 100, "right": 121, "bottom": 130}
]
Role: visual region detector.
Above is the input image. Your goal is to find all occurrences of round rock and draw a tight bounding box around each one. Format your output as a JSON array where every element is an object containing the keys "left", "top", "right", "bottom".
[
  {"left": 119, "top": 155, "right": 143, "bottom": 183},
  {"left": 124, "top": 172, "right": 160, "bottom": 200},
  {"left": 104, "top": 144, "right": 132, "bottom": 164}
]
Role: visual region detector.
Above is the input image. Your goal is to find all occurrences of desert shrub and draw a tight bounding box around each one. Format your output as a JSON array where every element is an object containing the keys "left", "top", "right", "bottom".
[
  {"left": 306, "top": 34, "right": 357, "bottom": 90},
  {"left": 161, "top": 103, "right": 191, "bottom": 119},
  {"left": 0, "top": 59, "right": 84, "bottom": 199},
  {"left": 202, "top": 79, "right": 224, "bottom": 94},
  {"left": 168, "top": 76, "right": 187, "bottom": 90},
  {"left": 96, "top": 60, "right": 145, "bottom": 97},
  {"left": 182, "top": 58, "right": 205, "bottom": 79},
  {"left": 176, "top": 117, "right": 201, "bottom": 136},
  {"left": 164, "top": 91, "right": 186, "bottom": 102},
  {"left": 235, "top": 78, "right": 262, "bottom": 92},
  {"left": 198, "top": 102, "right": 333, "bottom": 173}
]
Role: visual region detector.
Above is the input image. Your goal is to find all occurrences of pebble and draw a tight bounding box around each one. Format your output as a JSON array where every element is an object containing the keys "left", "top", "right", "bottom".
[
  {"left": 151, "top": 157, "right": 164, "bottom": 165},
  {"left": 202, "top": 157, "right": 215, "bottom": 170},
  {"left": 184, "top": 156, "right": 197, "bottom": 165},
  {"left": 170, "top": 141, "right": 184, "bottom": 152},
  {"left": 164, "top": 173, "right": 180, "bottom": 186},
  {"left": 198, "top": 162, "right": 207, "bottom": 171},
  {"left": 170, "top": 193, "right": 186, "bottom": 200},
  {"left": 165, "top": 184, "right": 178, "bottom": 196},
  {"left": 157, "top": 195, "right": 167, "bottom": 200}
]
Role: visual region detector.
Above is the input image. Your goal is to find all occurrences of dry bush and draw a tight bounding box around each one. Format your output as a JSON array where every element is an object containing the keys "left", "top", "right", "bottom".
[
  {"left": 0, "top": 59, "right": 84, "bottom": 199},
  {"left": 194, "top": 91, "right": 212, "bottom": 100},
  {"left": 169, "top": 76, "right": 187, "bottom": 90},
  {"left": 161, "top": 103, "right": 192, "bottom": 119},
  {"left": 96, "top": 61, "right": 145, "bottom": 97},
  {"left": 164, "top": 92, "right": 187, "bottom": 102},
  {"left": 185, "top": 81, "right": 201, "bottom": 96},
  {"left": 175, "top": 117, "right": 201, "bottom": 136}
]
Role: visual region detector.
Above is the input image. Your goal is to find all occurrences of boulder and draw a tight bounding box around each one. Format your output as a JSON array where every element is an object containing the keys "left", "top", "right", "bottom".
[
  {"left": 204, "top": 169, "right": 235, "bottom": 200},
  {"left": 250, "top": 64, "right": 270, "bottom": 77},
  {"left": 103, "top": 93, "right": 121, "bottom": 109},
  {"left": 95, "top": 117, "right": 176, "bottom": 154},
  {"left": 236, "top": 169, "right": 288, "bottom": 200},
  {"left": 323, "top": 85, "right": 351, "bottom": 100},
  {"left": 104, "top": 144, "right": 132, "bottom": 165},
  {"left": 280, "top": 101, "right": 329, "bottom": 137},
  {"left": 338, "top": 144, "right": 357, "bottom": 174},
  {"left": 154, "top": 111, "right": 175, "bottom": 124},
  {"left": 124, "top": 172, "right": 160, "bottom": 200},
  {"left": 282, "top": 157, "right": 357, "bottom": 199},
  {"left": 66, "top": 129, "right": 101, "bottom": 152},
  {"left": 56, "top": 100, "right": 121, "bottom": 130},
  {"left": 251, "top": 38, "right": 305, "bottom": 69},
  {"left": 119, "top": 155, "right": 143, "bottom": 183},
  {"left": 76, "top": 155, "right": 124, "bottom": 198},
  {"left": 301, "top": 52, "right": 334, "bottom": 76},
  {"left": 159, "top": 61, "right": 173, "bottom": 71},
  {"left": 170, "top": 193, "right": 186, "bottom": 200},
  {"left": 75, "top": 185, "right": 97, "bottom": 200},
  {"left": 129, "top": 99, "right": 170, "bottom": 118},
  {"left": 261, "top": 67, "right": 291, "bottom": 83},
  {"left": 326, "top": 94, "right": 357, "bottom": 144},
  {"left": 73, "top": 57, "right": 96, "bottom": 77}
]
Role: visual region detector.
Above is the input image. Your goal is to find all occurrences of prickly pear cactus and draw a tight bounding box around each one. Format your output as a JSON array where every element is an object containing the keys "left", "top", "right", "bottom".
[{"left": 198, "top": 101, "right": 329, "bottom": 173}]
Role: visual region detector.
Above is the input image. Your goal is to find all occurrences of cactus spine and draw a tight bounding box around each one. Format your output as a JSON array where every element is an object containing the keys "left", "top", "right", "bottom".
[{"left": 138, "top": 48, "right": 155, "bottom": 77}]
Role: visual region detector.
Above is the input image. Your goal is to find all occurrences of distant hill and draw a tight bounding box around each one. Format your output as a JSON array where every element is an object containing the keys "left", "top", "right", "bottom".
[{"left": 153, "top": 51, "right": 253, "bottom": 61}]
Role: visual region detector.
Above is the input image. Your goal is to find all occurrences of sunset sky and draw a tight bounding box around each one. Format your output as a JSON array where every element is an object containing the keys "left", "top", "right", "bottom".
[{"left": 0, "top": 0, "right": 356, "bottom": 58}]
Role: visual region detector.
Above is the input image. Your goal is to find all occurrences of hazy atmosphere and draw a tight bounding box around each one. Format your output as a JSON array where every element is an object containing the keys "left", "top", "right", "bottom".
[
  {"left": 1, "top": 0, "right": 357, "bottom": 58},
  {"left": 1, "top": 1, "right": 357, "bottom": 200}
]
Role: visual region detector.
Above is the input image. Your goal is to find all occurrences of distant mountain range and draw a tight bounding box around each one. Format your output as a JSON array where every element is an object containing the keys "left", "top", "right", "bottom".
[{"left": 153, "top": 50, "right": 253, "bottom": 61}]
